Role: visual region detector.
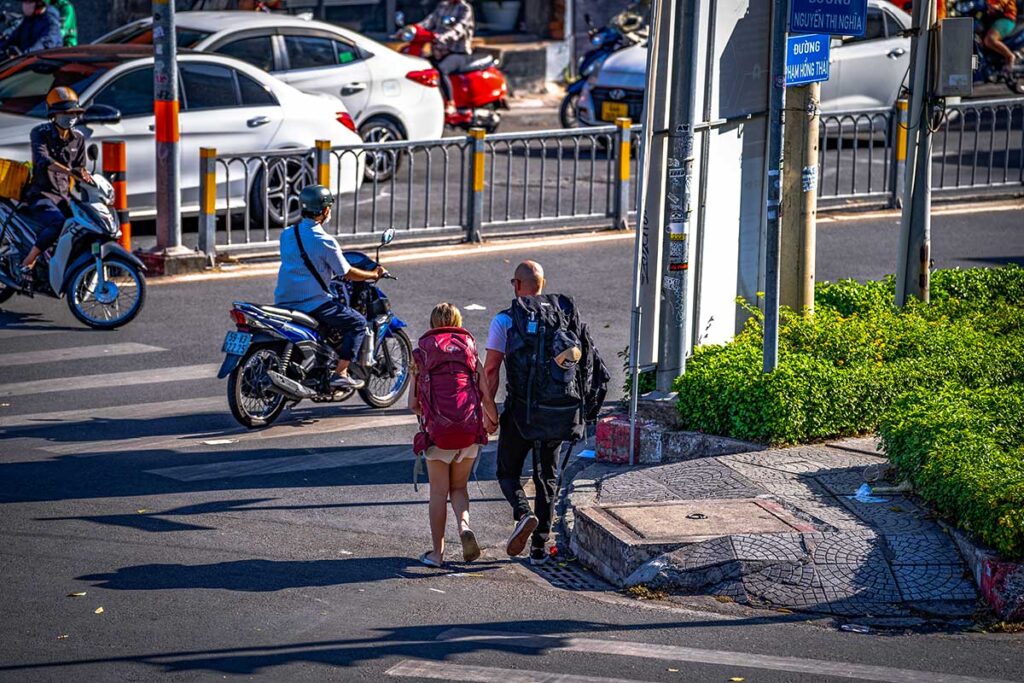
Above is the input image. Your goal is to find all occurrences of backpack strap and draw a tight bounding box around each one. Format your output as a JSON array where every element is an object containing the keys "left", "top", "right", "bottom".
[{"left": 292, "top": 221, "right": 330, "bottom": 294}]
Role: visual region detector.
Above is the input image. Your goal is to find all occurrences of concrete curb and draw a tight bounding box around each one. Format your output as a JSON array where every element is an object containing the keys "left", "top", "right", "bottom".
[
  {"left": 941, "top": 521, "right": 1024, "bottom": 622},
  {"left": 595, "top": 413, "right": 762, "bottom": 465}
]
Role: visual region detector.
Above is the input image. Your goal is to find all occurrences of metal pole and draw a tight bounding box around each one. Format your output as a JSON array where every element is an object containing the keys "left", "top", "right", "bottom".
[
  {"left": 895, "top": 0, "right": 933, "bottom": 306},
  {"left": 153, "top": 0, "right": 182, "bottom": 252},
  {"left": 655, "top": 0, "right": 701, "bottom": 391},
  {"left": 198, "top": 148, "right": 216, "bottom": 259},
  {"left": 613, "top": 117, "right": 632, "bottom": 231},
  {"left": 893, "top": 98, "right": 909, "bottom": 208},
  {"left": 691, "top": 0, "right": 718, "bottom": 350},
  {"left": 102, "top": 140, "right": 131, "bottom": 251},
  {"left": 315, "top": 139, "right": 331, "bottom": 187},
  {"left": 762, "top": 0, "right": 790, "bottom": 373},
  {"left": 466, "top": 128, "right": 486, "bottom": 243}
]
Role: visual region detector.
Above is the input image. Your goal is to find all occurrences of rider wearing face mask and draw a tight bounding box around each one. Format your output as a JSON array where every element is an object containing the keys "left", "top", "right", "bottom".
[
  {"left": 19, "top": 87, "right": 92, "bottom": 279},
  {"left": 0, "top": 1, "right": 63, "bottom": 58}
]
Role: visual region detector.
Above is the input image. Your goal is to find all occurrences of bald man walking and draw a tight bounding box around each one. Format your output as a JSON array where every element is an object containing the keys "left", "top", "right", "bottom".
[{"left": 482, "top": 261, "right": 566, "bottom": 565}]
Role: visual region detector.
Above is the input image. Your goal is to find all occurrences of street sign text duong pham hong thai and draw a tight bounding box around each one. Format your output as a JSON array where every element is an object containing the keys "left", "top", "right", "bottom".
[
  {"left": 790, "top": 0, "right": 867, "bottom": 37},
  {"left": 785, "top": 34, "right": 830, "bottom": 85}
]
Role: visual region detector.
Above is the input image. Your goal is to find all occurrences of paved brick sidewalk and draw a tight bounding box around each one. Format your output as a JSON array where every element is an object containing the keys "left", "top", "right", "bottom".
[{"left": 570, "top": 438, "right": 980, "bottom": 620}]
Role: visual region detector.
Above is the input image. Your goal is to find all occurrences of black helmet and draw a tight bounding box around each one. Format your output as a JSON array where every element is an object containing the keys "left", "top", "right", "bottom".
[{"left": 299, "top": 184, "right": 334, "bottom": 216}]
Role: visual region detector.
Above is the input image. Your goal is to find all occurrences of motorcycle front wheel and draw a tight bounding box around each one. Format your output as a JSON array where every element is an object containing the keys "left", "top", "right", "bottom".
[
  {"left": 227, "top": 344, "right": 288, "bottom": 428},
  {"left": 359, "top": 329, "right": 413, "bottom": 409},
  {"left": 560, "top": 91, "right": 581, "bottom": 128},
  {"left": 0, "top": 283, "right": 14, "bottom": 305},
  {"left": 66, "top": 256, "right": 146, "bottom": 329}
]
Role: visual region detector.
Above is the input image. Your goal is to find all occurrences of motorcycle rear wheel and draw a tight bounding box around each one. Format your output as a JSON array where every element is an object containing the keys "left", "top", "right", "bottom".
[
  {"left": 358, "top": 329, "right": 413, "bottom": 409},
  {"left": 560, "top": 91, "right": 581, "bottom": 128},
  {"left": 228, "top": 344, "right": 288, "bottom": 428}
]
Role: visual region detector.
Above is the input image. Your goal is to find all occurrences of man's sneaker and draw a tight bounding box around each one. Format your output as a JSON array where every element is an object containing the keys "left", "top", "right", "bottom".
[
  {"left": 505, "top": 514, "right": 539, "bottom": 557},
  {"left": 330, "top": 373, "right": 365, "bottom": 390},
  {"left": 529, "top": 545, "right": 549, "bottom": 566}
]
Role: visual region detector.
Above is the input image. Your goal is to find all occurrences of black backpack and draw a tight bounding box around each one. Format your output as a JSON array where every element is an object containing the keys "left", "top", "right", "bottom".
[{"left": 504, "top": 294, "right": 610, "bottom": 443}]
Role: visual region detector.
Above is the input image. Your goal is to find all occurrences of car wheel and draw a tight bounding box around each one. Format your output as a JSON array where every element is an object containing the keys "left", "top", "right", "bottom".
[
  {"left": 250, "top": 156, "right": 316, "bottom": 228},
  {"left": 359, "top": 117, "right": 405, "bottom": 183}
]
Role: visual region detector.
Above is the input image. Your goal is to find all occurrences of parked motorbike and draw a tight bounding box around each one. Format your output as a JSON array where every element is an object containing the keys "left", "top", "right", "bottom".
[
  {"left": 219, "top": 228, "right": 412, "bottom": 428},
  {"left": 0, "top": 169, "right": 147, "bottom": 329},
  {"left": 395, "top": 16, "right": 509, "bottom": 133},
  {"left": 561, "top": 13, "right": 641, "bottom": 128},
  {"left": 956, "top": 0, "right": 1024, "bottom": 95}
]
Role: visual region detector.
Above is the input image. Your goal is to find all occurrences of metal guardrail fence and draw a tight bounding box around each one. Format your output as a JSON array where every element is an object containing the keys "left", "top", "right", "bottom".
[
  {"left": 196, "top": 119, "right": 639, "bottom": 257},
  {"left": 192, "top": 97, "right": 1022, "bottom": 256},
  {"left": 818, "top": 96, "right": 1024, "bottom": 208}
]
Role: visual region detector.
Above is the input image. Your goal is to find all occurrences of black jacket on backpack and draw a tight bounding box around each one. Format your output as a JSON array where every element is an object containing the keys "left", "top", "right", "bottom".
[{"left": 503, "top": 294, "right": 610, "bottom": 443}]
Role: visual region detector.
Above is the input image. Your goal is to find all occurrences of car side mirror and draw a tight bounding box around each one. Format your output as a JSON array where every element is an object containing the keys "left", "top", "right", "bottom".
[
  {"left": 81, "top": 104, "right": 121, "bottom": 125},
  {"left": 381, "top": 228, "right": 395, "bottom": 246},
  {"left": 395, "top": 11, "right": 405, "bottom": 27}
]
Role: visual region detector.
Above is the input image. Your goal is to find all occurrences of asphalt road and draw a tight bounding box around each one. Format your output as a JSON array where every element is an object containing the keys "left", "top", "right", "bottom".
[{"left": 1, "top": 207, "right": 1023, "bottom": 681}]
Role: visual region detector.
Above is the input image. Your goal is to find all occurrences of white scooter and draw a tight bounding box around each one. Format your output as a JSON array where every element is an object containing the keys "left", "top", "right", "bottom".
[{"left": 0, "top": 172, "right": 147, "bottom": 329}]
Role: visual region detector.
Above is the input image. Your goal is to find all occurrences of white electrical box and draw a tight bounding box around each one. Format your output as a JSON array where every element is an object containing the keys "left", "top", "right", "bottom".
[{"left": 933, "top": 17, "right": 974, "bottom": 97}]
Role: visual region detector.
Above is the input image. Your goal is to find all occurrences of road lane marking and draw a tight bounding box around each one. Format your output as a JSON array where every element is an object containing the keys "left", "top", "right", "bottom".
[
  {"left": 0, "top": 396, "right": 225, "bottom": 429},
  {"left": 436, "top": 629, "right": 1017, "bottom": 683},
  {"left": 0, "top": 363, "right": 220, "bottom": 398},
  {"left": 154, "top": 231, "right": 636, "bottom": 285},
  {"left": 39, "top": 411, "right": 421, "bottom": 455},
  {"left": 819, "top": 199, "right": 1024, "bottom": 223},
  {"left": 0, "top": 343, "right": 165, "bottom": 367},
  {"left": 147, "top": 444, "right": 413, "bottom": 481},
  {"left": 386, "top": 660, "right": 643, "bottom": 683},
  {"left": 0, "top": 327, "right": 67, "bottom": 340}
]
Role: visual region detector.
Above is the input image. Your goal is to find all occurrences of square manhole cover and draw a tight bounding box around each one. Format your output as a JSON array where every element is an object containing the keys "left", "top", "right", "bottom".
[{"left": 604, "top": 499, "right": 811, "bottom": 542}]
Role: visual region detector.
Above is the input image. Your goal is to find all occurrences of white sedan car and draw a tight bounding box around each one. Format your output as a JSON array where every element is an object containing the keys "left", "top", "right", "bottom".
[
  {"left": 95, "top": 11, "right": 445, "bottom": 179},
  {"left": 0, "top": 46, "right": 363, "bottom": 223},
  {"left": 578, "top": 0, "right": 911, "bottom": 126}
]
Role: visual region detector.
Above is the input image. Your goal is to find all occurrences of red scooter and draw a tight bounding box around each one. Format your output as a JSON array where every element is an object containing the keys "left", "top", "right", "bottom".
[{"left": 396, "top": 23, "right": 509, "bottom": 132}]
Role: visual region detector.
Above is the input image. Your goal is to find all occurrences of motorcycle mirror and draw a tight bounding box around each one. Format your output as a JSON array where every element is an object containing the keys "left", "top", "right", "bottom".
[
  {"left": 394, "top": 11, "right": 405, "bottom": 27},
  {"left": 86, "top": 144, "right": 98, "bottom": 162},
  {"left": 380, "top": 228, "right": 395, "bottom": 246},
  {"left": 81, "top": 104, "right": 122, "bottom": 125},
  {"left": 584, "top": 13, "right": 593, "bottom": 27}
]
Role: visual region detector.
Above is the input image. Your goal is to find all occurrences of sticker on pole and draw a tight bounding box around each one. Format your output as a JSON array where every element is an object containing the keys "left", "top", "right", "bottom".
[
  {"left": 790, "top": 0, "right": 867, "bottom": 37},
  {"left": 786, "top": 34, "right": 831, "bottom": 86}
]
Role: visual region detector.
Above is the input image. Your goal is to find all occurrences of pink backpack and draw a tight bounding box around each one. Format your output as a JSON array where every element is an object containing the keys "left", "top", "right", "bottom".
[{"left": 413, "top": 327, "right": 488, "bottom": 453}]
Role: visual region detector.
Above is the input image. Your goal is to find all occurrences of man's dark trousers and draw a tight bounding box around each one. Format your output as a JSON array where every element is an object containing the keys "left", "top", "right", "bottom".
[
  {"left": 311, "top": 300, "right": 366, "bottom": 361},
  {"left": 496, "top": 409, "right": 563, "bottom": 548}
]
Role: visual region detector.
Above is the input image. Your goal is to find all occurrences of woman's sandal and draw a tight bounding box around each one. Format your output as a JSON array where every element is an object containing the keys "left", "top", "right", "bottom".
[
  {"left": 419, "top": 551, "right": 444, "bottom": 568},
  {"left": 460, "top": 528, "right": 481, "bottom": 562}
]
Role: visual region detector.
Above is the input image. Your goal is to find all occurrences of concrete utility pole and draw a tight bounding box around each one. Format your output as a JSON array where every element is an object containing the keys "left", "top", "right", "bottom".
[
  {"left": 762, "top": 0, "right": 790, "bottom": 372},
  {"left": 655, "top": 0, "right": 701, "bottom": 391},
  {"left": 780, "top": 81, "right": 819, "bottom": 314},
  {"left": 152, "top": 0, "right": 183, "bottom": 254},
  {"left": 895, "top": 0, "right": 934, "bottom": 306}
]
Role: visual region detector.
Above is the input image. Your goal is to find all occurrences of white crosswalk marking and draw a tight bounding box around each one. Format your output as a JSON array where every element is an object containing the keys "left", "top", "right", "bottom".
[
  {"left": 0, "top": 396, "right": 225, "bottom": 429},
  {"left": 0, "top": 343, "right": 165, "bottom": 367},
  {"left": 0, "top": 326, "right": 67, "bottom": 340},
  {"left": 435, "top": 629, "right": 1017, "bottom": 683},
  {"left": 0, "top": 363, "right": 220, "bottom": 397},
  {"left": 148, "top": 444, "right": 413, "bottom": 481},
  {"left": 386, "top": 660, "right": 644, "bottom": 683}
]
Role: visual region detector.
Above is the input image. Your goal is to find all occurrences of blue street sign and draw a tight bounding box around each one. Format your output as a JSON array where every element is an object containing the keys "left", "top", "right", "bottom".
[
  {"left": 790, "top": 0, "right": 867, "bottom": 37},
  {"left": 786, "top": 33, "right": 831, "bottom": 86}
]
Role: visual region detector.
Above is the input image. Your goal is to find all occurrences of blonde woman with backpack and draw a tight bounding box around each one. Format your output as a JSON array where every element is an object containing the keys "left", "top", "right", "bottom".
[{"left": 410, "top": 303, "right": 496, "bottom": 568}]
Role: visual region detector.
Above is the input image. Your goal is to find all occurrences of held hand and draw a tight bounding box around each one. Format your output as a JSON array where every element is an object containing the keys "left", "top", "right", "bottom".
[
  {"left": 78, "top": 170, "right": 93, "bottom": 185},
  {"left": 483, "top": 412, "right": 499, "bottom": 435}
]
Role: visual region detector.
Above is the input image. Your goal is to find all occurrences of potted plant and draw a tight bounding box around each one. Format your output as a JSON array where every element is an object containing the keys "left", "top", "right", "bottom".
[{"left": 480, "top": 0, "right": 522, "bottom": 32}]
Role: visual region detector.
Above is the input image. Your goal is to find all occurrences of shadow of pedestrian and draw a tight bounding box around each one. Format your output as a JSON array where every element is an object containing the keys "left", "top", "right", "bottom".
[{"left": 78, "top": 556, "right": 503, "bottom": 592}]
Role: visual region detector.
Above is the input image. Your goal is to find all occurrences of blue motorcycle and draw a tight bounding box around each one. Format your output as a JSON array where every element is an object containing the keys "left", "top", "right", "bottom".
[
  {"left": 560, "top": 13, "right": 642, "bottom": 128},
  {"left": 218, "top": 229, "right": 412, "bottom": 428},
  {"left": 955, "top": 0, "right": 1024, "bottom": 95}
]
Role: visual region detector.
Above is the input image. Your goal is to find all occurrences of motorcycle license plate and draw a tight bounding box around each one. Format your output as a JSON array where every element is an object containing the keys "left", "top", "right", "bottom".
[
  {"left": 222, "top": 331, "right": 252, "bottom": 356},
  {"left": 601, "top": 101, "right": 629, "bottom": 122}
]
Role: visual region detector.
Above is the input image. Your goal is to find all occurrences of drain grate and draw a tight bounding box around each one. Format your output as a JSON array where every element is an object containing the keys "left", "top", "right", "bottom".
[{"left": 526, "top": 556, "right": 611, "bottom": 592}]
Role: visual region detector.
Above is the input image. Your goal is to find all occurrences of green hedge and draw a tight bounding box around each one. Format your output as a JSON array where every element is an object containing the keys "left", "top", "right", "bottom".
[
  {"left": 673, "top": 266, "right": 1024, "bottom": 445},
  {"left": 878, "top": 385, "right": 1024, "bottom": 559}
]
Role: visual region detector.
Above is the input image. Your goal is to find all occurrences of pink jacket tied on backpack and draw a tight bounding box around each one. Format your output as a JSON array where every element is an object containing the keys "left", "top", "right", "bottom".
[{"left": 413, "top": 327, "right": 488, "bottom": 454}]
